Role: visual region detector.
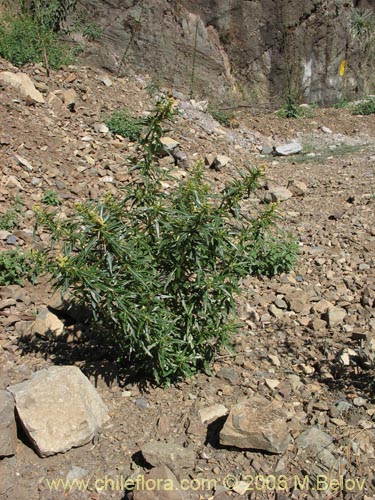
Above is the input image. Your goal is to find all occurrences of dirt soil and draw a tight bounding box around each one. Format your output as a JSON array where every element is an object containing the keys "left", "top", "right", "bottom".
[{"left": 0, "top": 57, "right": 375, "bottom": 500}]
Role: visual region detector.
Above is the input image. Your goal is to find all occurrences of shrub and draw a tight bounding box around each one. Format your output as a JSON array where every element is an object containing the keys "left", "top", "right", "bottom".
[
  {"left": 105, "top": 109, "right": 146, "bottom": 141},
  {"left": 36, "top": 98, "right": 298, "bottom": 385},
  {"left": 334, "top": 97, "right": 351, "bottom": 109},
  {"left": 0, "top": 10, "right": 76, "bottom": 69},
  {"left": 0, "top": 249, "right": 44, "bottom": 286},
  {"left": 352, "top": 96, "right": 375, "bottom": 115}
]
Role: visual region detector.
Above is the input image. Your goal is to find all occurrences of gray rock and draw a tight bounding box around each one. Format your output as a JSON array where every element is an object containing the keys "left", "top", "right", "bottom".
[
  {"left": 287, "top": 179, "right": 308, "bottom": 196},
  {"left": 0, "top": 391, "right": 16, "bottom": 458},
  {"left": 173, "top": 150, "right": 189, "bottom": 169},
  {"left": 265, "top": 187, "right": 293, "bottom": 203},
  {"left": 160, "top": 137, "right": 180, "bottom": 153},
  {"left": 321, "top": 126, "right": 332, "bottom": 134},
  {"left": 326, "top": 306, "right": 346, "bottom": 328},
  {"left": 275, "top": 143, "right": 302, "bottom": 156},
  {"left": 220, "top": 396, "right": 290, "bottom": 454},
  {"left": 8, "top": 366, "right": 109, "bottom": 457},
  {"left": 141, "top": 441, "right": 195, "bottom": 473},
  {"left": 31, "top": 307, "right": 64, "bottom": 338},
  {"left": 217, "top": 367, "right": 239, "bottom": 385},
  {"left": 133, "top": 465, "right": 188, "bottom": 500},
  {"left": 199, "top": 404, "right": 229, "bottom": 424},
  {"left": 211, "top": 154, "right": 231, "bottom": 171},
  {"left": 0, "top": 71, "right": 45, "bottom": 103}
]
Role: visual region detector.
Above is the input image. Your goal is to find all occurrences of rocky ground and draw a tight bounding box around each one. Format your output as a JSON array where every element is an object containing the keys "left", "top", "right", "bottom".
[{"left": 0, "top": 57, "right": 375, "bottom": 500}]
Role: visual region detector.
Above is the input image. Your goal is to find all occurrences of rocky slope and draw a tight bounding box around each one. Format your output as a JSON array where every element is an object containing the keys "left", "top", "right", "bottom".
[
  {"left": 0, "top": 54, "right": 375, "bottom": 500},
  {"left": 72, "top": 0, "right": 375, "bottom": 106}
]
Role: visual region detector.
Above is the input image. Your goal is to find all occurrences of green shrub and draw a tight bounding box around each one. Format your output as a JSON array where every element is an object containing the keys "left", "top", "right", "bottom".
[
  {"left": 42, "top": 190, "right": 61, "bottom": 206},
  {"left": 0, "top": 12, "right": 76, "bottom": 69},
  {"left": 36, "top": 98, "right": 298, "bottom": 385},
  {"left": 352, "top": 96, "right": 375, "bottom": 115},
  {"left": 105, "top": 109, "right": 146, "bottom": 141},
  {"left": 0, "top": 249, "right": 44, "bottom": 286},
  {"left": 277, "top": 95, "right": 313, "bottom": 119},
  {"left": 0, "top": 197, "right": 24, "bottom": 231}
]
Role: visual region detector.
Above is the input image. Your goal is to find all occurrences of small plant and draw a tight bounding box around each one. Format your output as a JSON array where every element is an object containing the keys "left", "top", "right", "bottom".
[
  {"left": 276, "top": 95, "right": 313, "bottom": 119},
  {"left": 105, "top": 109, "right": 146, "bottom": 141},
  {"left": 334, "top": 97, "right": 351, "bottom": 109},
  {"left": 209, "top": 106, "right": 235, "bottom": 127},
  {"left": 352, "top": 96, "right": 375, "bottom": 115},
  {"left": 36, "top": 98, "right": 298, "bottom": 385},
  {"left": 0, "top": 197, "right": 24, "bottom": 231},
  {"left": 82, "top": 22, "right": 103, "bottom": 41},
  {"left": 0, "top": 249, "right": 44, "bottom": 286},
  {"left": 42, "top": 190, "right": 61, "bottom": 206},
  {"left": 351, "top": 10, "right": 375, "bottom": 48}
]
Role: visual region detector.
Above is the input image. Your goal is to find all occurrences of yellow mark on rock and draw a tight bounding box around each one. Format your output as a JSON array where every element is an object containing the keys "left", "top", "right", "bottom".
[{"left": 340, "top": 59, "right": 346, "bottom": 77}]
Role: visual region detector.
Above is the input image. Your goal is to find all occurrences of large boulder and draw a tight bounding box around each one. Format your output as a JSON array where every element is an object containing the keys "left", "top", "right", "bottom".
[
  {"left": 8, "top": 366, "right": 109, "bottom": 457},
  {"left": 0, "top": 72, "right": 45, "bottom": 104}
]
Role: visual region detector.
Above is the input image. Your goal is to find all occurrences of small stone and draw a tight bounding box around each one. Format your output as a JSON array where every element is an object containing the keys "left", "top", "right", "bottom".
[
  {"left": 14, "top": 154, "right": 33, "bottom": 171},
  {"left": 62, "top": 89, "right": 77, "bottom": 111},
  {"left": 321, "top": 126, "right": 332, "bottom": 134},
  {"left": 265, "top": 379, "right": 280, "bottom": 390},
  {"left": 199, "top": 404, "right": 228, "bottom": 424},
  {"left": 100, "top": 76, "right": 113, "bottom": 87},
  {"left": 275, "top": 143, "right": 302, "bottom": 156},
  {"left": 6, "top": 235, "right": 17, "bottom": 246},
  {"left": 353, "top": 397, "right": 367, "bottom": 408},
  {"left": 233, "top": 481, "right": 251, "bottom": 495},
  {"left": 261, "top": 144, "right": 273, "bottom": 155},
  {"left": 287, "top": 179, "right": 308, "bottom": 196},
  {"left": 133, "top": 466, "right": 187, "bottom": 500},
  {"left": 326, "top": 306, "right": 346, "bottom": 328},
  {"left": 31, "top": 307, "right": 64, "bottom": 337},
  {"left": 66, "top": 466, "right": 89, "bottom": 481},
  {"left": 265, "top": 187, "right": 293, "bottom": 203},
  {"left": 141, "top": 441, "right": 195, "bottom": 474},
  {"left": 217, "top": 367, "right": 239, "bottom": 384},
  {"left": 94, "top": 122, "right": 109, "bottom": 134},
  {"left": 135, "top": 398, "right": 150, "bottom": 409},
  {"left": 8, "top": 366, "right": 109, "bottom": 457},
  {"left": 0, "top": 391, "right": 16, "bottom": 458},
  {"left": 211, "top": 154, "right": 231, "bottom": 171},
  {"left": 220, "top": 396, "right": 290, "bottom": 454},
  {"left": 160, "top": 137, "right": 180, "bottom": 153}
]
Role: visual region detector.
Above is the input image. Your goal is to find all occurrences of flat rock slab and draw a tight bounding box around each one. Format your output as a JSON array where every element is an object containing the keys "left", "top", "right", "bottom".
[
  {"left": 0, "top": 390, "right": 17, "bottom": 458},
  {"left": 275, "top": 143, "right": 302, "bottom": 156},
  {"left": 141, "top": 442, "right": 195, "bottom": 474},
  {"left": 8, "top": 366, "right": 109, "bottom": 457},
  {"left": 220, "top": 396, "right": 290, "bottom": 454}
]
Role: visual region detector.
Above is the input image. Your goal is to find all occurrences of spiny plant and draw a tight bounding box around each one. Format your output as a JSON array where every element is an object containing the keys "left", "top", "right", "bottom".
[{"left": 36, "top": 97, "right": 298, "bottom": 385}]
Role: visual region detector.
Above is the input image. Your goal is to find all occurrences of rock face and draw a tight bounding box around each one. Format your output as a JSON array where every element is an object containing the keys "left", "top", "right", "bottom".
[
  {"left": 220, "top": 396, "right": 290, "bottom": 454},
  {"left": 0, "top": 391, "right": 16, "bottom": 458},
  {"left": 8, "top": 366, "right": 109, "bottom": 457},
  {"left": 74, "top": 0, "right": 373, "bottom": 104}
]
